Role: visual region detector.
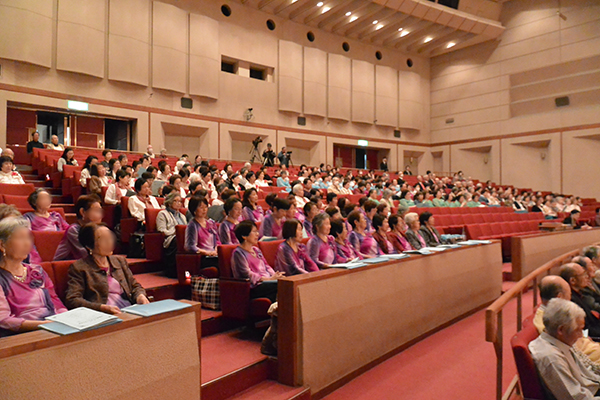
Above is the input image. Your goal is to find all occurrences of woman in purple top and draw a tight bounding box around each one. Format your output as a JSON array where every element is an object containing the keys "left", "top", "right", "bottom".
[
  {"left": 387, "top": 215, "right": 413, "bottom": 253},
  {"left": 241, "top": 188, "right": 264, "bottom": 223},
  {"left": 347, "top": 210, "right": 380, "bottom": 258},
  {"left": 185, "top": 197, "right": 220, "bottom": 255},
  {"left": 0, "top": 217, "right": 66, "bottom": 335},
  {"left": 302, "top": 201, "right": 319, "bottom": 238},
  {"left": 330, "top": 218, "right": 360, "bottom": 263},
  {"left": 24, "top": 189, "right": 69, "bottom": 232},
  {"left": 54, "top": 195, "right": 104, "bottom": 261},
  {"left": 219, "top": 197, "right": 242, "bottom": 245},
  {"left": 372, "top": 214, "right": 396, "bottom": 255},
  {"left": 231, "top": 221, "right": 283, "bottom": 302},
  {"left": 260, "top": 198, "right": 290, "bottom": 239},
  {"left": 306, "top": 213, "right": 336, "bottom": 269},
  {"left": 275, "top": 219, "right": 318, "bottom": 275}
]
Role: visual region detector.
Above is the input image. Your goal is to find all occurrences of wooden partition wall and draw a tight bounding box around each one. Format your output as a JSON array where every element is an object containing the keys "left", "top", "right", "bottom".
[
  {"left": 277, "top": 242, "right": 503, "bottom": 397},
  {"left": 0, "top": 302, "right": 202, "bottom": 400},
  {"left": 511, "top": 228, "right": 600, "bottom": 281}
]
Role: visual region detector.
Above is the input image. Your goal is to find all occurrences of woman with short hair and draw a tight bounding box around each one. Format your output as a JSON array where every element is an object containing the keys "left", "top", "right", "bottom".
[
  {"left": 24, "top": 189, "right": 69, "bottom": 232},
  {"left": 404, "top": 212, "right": 427, "bottom": 250},
  {"left": 56, "top": 147, "right": 78, "bottom": 172},
  {"left": 347, "top": 210, "right": 379, "bottom": 258},
  {"left": 330, "top": 218, "right": 359, "bottom": 263},
  {"left": 241, "top": 188, "right": 264, "bottom": 223},
  {"left": 0, "top": 217, "right": 66, "bottom": 335},
  {"left": 54, "top": 195, "right": 104, "bottom": 261},
  {"left": 128, "top": 178, "right": 160, "bottom": 223},
  {"left": 372, "top": 214, "right": 395, "bottom": 254},
  {"left": 387, "top": 215, "right": 413, "bottom": 253},
  {"left": 156, "top": 192, "right": 186, "bottom": 278},
  {"left": 260, "top": 198, "right": 290, "bottom": 239},
  {"left": 274, "top": 219, "right": 318, "bottom": 276},
  {"left": 219, "top": 197, "right": 242, "bottom": 245},
  {"left": 66, "top": 223, "right": 149, "bottom": 314},
  {"left": 232, "top": 221, "right": 283, "bottom": 302},
  {"left": 0, "top": 156, "right": 25, "bottom": 185},
  {"left": 306, "top": 213, "right": 336, "bottom": 269}
]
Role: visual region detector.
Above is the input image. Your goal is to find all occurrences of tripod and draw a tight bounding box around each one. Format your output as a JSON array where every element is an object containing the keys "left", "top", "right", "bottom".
[{"left": 249, "top": 144, "right": 262, "bottom": 163}]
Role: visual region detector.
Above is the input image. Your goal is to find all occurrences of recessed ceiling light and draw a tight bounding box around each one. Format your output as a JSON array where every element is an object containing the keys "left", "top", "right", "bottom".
[
  {"left": 447, "top": 42, "right": 456, "bottom": 48},
  {"left": 424, "top": 37, "right": 433, "bottom": 43},
  {"left": 398, "top": 27, "right": 403, "bottom": 31},
  {"left": 322, "top": 6, "right": 330, "bottom": 12},
  {"left": 345, "top": 11, "right": 351, "bottom": 16},
  {"left": 317, "top": 1, "right": 323, "bottom": 6},
  {"left": 400, "top": 30, "right": 409, "bottom": 37},
  {"left": 376, "top": 24, "right": 383, "bottom": 30},
  {"left": 372, "top": 20, "right": 378, "bottom": 24},
  {"left": 350, "top": 15, "right": 358, "bottom": 22}
]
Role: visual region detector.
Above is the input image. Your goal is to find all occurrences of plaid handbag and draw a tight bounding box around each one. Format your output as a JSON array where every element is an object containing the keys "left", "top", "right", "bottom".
[{"left": 191, "top": 276, "right": 220, "bottom": 310}]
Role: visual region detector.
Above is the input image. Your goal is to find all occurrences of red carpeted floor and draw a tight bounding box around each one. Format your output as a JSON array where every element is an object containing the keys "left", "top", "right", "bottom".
[{"left": 324, "top": 290, "right": 534, "bottom": 400}]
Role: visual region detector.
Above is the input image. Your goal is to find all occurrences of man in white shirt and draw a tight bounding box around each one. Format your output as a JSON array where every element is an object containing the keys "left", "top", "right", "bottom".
[
  {"left": 46, "top": 135, "right": 64, "bottom": 151},
  {"left": 529, "top": 298, "right": 600, "bottom": 399}
]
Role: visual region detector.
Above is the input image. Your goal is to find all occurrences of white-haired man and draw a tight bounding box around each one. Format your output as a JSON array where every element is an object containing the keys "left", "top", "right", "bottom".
[{"left": 530, "top": 298, "right": 600, "bottom": 399}]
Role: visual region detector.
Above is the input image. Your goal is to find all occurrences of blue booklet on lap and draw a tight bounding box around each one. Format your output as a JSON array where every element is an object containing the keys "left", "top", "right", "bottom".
[
  {"left": 360, "top": 257, "right": 390, "bottom": 264},
  {"left": 121, "top": 299, "right": 191, "bottom": 317}
]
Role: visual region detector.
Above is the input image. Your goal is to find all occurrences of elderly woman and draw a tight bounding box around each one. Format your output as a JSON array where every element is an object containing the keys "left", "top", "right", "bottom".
[
  {"left": 330, "top": 218, "right": 360, "bottom": 263},
  {"left": 347, "top": 210, "right": 379, "bottom": 258},
  {"left": 65, "top": 223, "right": 149, "bottom": 314},
  {"left": 156, "top": 192, "right": 186, "bottom": 278},
  {"left": 387, "top": 215, "right": 413, "bottom": 253},
  {"left": 372, "top": 214, "right": 396, "bottom": 255},
  {"left": 241, "top": 188, "right": 264, "bottom": 223},
  {"left": 79, "top": 155, "right": 98, "bottom": 187},
  {"left": 156, "top": 163, "right": 171, "bottom": 181},
  {"left": 255, "top": 170, "right": 270, "bottom": 187},
  {"left": 260, "top": 198, "right": 290, "bottom": 239},
  {"left": 306, "top": 213, "right": 336, "bottom": 269},
  {"left": 54, "top": 195, "right": 104, "bottom": 261},
  {"left": 0, "top": 205, "right": 43, "bottom": 264},
  {"left": 302, "top": 201, "right": 319, "bottom": 238},
  {"left": 185, "top": 196, "right": 219, "bottom": 259},
  {"left": 219, "top": 197, "right": 242, "bottom": 245},
  {"left": 275, "top": 219, "right": 318, "bottom": 275},
  {"left": 293, "top": 184, "right": 308, "bottom": 209},
  {"left": 380, "top": 189, "right": 394, "bottom": 209},
  {"left": 232, "top": 221, "right": 283, "bottom": 302},
  {"left": 0, "top": 217, "right": 66, "bottom": 335},
  {"left": 128, "top": 178, "right": 160, "bottom": 223},
  {"left": 432, "top": 189, "right": 449, "bottom": 207},
  {"left": 168, "top": 174, "right": 187, "bottom": 198},
  {"left": 56, "top": 147, "right": 78, "bottom": 172},
  {"left": 228, "top": 173, "right": 245, "bottom": 192},
  {"left": 404, "top": 212, "right": 427, "bottom": 250},
  {"left": 24, "top": 189, "right": 69, "bottom": 232},
  {"left": 419, "top": 211, "right": 444, "bottom": 247},
  {"left": 0, "top": 156, "right": 25, "bottom": 184}
]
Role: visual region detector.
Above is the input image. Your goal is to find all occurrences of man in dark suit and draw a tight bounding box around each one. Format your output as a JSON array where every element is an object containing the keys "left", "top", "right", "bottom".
[
  {"left": 380, "top": 157, "right": 389, "bottom": 172},
  {"left": 560, "top": 263, "right": 600, "bottom": 338},
  {"left": 277, "top": 146, "right": 290, "bottom": 167}
]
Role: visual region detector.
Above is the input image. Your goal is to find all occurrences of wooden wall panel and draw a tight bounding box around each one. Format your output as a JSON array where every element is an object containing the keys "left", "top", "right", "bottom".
[
  {"left": 56, "top": 0, "right": 106, "bottom": 78},
  {"left": 399, "top": 70, "right": 423, "bottom": 130},
  {"left": 375, "top": 65, "right": 399, "bottom": 128},
  {"left": 303, "top": 47, "right": 327, "bottom": 117},
  {"left": 108, "top": 0, "right": 150, "bottom": 86},
  {"left": 278, "top": 40, "right": 303, "bottom": 114},
  {"left": 152, "top": 1, "right": 188, "bottom": 93},
  {"left": 189, "top": 14, "right": 219, "bottom": 100},
  {"left": 0, "top": 0, "right": 53, "bottom": 68},
  {"left": 351, "top": 60, "right": 375, "bottom": 124},
  {"left": 327, "top": 54, "right": 351, "bottom": 121}
]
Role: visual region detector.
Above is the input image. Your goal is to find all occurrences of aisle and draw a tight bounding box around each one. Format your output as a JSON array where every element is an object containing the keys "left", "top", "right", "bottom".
[{"left": 324, "top": 290, "right": 534, "bottom": 400}]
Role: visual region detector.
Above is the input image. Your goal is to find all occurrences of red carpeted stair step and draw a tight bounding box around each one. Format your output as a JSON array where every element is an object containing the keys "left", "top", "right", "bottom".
[
  {"left": 133, "top": 271, "right": 188, "bottom": 301},
  {"left": 225, "top": 381, "right": 310, "bottom": 400}
]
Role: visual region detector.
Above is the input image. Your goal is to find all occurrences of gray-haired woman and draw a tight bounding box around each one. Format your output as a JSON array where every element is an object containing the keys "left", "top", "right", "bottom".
[
  {"left": 0, "top": 217, "right": 66, "bottom": 336},
  {"left": 156, "top": 192, "right": 187, "bottom": 278}
]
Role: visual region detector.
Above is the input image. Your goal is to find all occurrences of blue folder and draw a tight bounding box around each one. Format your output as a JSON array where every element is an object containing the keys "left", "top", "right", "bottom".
[{"left": 121, "top": 299, "right": 192, "bottom": 317}]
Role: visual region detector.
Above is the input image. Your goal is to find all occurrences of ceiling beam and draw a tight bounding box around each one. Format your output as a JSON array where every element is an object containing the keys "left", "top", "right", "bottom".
[{"left": 304, "top": 0, "right": 356, "bottom": 25}]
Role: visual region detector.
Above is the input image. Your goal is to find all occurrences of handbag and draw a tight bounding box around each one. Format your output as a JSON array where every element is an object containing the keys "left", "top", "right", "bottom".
[
  {"left": 191, "top": 275, "right": 220, "bottom": 310},
  {"left": 127, "top": 232, "right": 146, "bottom": 258}
]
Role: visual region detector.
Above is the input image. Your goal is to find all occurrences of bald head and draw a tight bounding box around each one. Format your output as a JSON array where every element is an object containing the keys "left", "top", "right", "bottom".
[
  {"left": 539, "top": 275, "right": 571, "bottom": 304},
  {"left": 560, "top": 263, "right": 589, "bottom": 292},
  {"left": 1, "top": 148, "right": 14, "bottom": 159}
]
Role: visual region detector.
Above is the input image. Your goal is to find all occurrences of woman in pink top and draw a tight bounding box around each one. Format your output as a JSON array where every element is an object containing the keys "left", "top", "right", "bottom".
[
  {"left": 306, "top": 213, "right": 336, "bottom": 269},
  {"left": 24, "top": 189, "right": 69, "bottom": 232}
]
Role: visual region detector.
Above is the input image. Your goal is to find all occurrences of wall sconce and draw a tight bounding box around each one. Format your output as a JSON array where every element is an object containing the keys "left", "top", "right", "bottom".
[
  {"left": 483, "top": 155, "right": 489, "bottom": 164},
  {"left": 540, "top": 152, "right": 546, "bottom": 160}
]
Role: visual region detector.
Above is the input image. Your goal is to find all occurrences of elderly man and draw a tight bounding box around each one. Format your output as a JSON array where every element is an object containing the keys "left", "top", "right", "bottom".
[
  {"left": 560, "top": 263, "right": 600, "bottom": 337},
  {"left": 535, "top": 275, "right": 600, "bottom": 374},
  {"left": 530, "top": 298, "right": 600, "bottom": 399},
  {"left": 46, "top": 135, "right": 64, "bottom": 151},
  {"left": 144, "top": 145, "right": 155, "bottom": 158},
  {"left": 26, "top": 131, "right": 44, "bottom": 153},
  {"left": 292, "top": 184, "right": 308, "bottom": 209}
]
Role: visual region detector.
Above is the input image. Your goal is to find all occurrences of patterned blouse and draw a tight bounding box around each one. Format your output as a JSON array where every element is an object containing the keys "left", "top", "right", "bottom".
[
  {"left": 231, "top": 246, "right": 274, "bottom": 288},
  {"left": 274, "top": 241, "right": 318, "bottom": 276},
  {"left": 219, "top": 219, "right": 239, "bottom": 245},
  {"left": 24, "top": 211, "right": 70, "bottom": 232},
  {"left": 259, "top": 214, "right": 283, "bottom": 239},
  {"left": 307, "top": 235, "right": 336, "bottom": 268},
  {"left": 348, "top": 231, "right": 382, "bottom": 258},
  {"left": 242, "top": 205, "right": 264, "bottom": 223},
  {"left": 185, "top": 218, "right": 220, "bottom": 253}
]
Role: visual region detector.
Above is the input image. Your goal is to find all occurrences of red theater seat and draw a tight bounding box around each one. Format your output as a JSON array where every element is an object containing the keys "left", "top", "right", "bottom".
[
  {"left": 32, "top": 231, "right": 66, "bottom": 262},
  {"left": 51, "top": 260, "right": 74, "bottom": 304},
  {"left": 218, "top": 244, "right": 271, "bottom": 323},
  {"left": 0, "top": 183, "right": 35, "bottom": 196},
  {"left": 510, "top": 324, "right": 547, "bottom": 400},
  {"left": 258, "top": 239, "right": 284, "bottom": 269},
  {"left": 174, "top": 225, "right": 218, "bottom": 285}
]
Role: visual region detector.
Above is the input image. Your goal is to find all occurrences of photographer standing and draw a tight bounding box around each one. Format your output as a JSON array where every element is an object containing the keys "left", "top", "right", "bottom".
[
  {"left": 263, "top": 143, "right": 276, "bottom": 166},
  {"left": 277, "top": 146, "right": 290, "bottom": 167}
]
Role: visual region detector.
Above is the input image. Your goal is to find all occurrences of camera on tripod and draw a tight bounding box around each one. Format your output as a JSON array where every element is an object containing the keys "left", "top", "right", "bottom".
[{"left": 252, "top": 136, "right": 263, "bottom": 148}]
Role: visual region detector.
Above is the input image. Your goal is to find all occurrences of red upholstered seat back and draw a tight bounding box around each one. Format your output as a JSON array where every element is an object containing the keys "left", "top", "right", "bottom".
[
  {"left": 4, "top": 194, "right": 33, "bottom": 210},
  {"left": 510, "top": 324, "right": 546, "bottom": 400},
  {"left": 51, "top": 260, "right": 74, "bottom": 304},
  {"left": 0, "top": 183, "right": 35, "bottom": 196},
  {"left": 217, "top": 244, "right": 238, "bottom": 278},
  {"left": 32, "top": 231, "right": 67, "bottom": 262},
  {"left": 121, "top": 196, "right": 130, "bottom": 218},
  {"left": 258, "top": 239, "right": 284, "bottom": 270},
  {"left": 145, "top": 208, "right": 162, "bottom": 233},
  {"left": 176, "top": 224, "right": 187, "bottom": 253}
]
